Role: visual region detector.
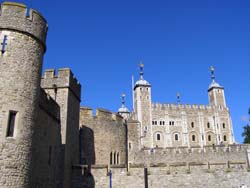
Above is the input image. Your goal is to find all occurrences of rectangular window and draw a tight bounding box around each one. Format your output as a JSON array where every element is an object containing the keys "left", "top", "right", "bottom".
[{"left": 6, "top": 111, "right": 17, "bottom": 137}]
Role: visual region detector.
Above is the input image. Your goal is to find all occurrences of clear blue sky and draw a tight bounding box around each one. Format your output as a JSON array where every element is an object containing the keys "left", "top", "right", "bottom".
[{"left": 7, "top": 0, "right": 250, "bottom": 143}]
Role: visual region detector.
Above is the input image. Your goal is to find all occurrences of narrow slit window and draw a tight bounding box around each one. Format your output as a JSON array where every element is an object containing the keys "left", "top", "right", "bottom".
[
  {"left": 1, "top": 35, "right": 8, "bottom": 54},
  {"left": 7, "top": 111, "right": 17, "bottom": 137},
  {"left": 117, "top": 153, "right": 119, "bottom": 164},
  {"left": 110, "top": 152, "right": 113, "bottom": 165}
]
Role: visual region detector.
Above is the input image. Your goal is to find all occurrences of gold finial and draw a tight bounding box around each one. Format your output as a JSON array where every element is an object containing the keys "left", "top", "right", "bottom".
[{"left": 140, "top": 63, "right": 144, "bottom": 68}]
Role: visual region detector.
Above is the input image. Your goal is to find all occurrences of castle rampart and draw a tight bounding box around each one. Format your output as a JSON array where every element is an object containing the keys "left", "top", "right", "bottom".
[
  {"left": 41, "top": 68, "right": 81, "bottom": 101},
  {"left": 0, "top": 2, "right": 48, "bottom": 48},
  {"left": 79, "top": 107, "right": 127, "bottom": 166}
]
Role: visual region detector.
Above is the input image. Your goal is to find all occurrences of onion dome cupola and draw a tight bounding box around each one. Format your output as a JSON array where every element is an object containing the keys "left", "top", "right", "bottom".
[{"left": 134, "top": 63, "right": 151, "bottom": 89}]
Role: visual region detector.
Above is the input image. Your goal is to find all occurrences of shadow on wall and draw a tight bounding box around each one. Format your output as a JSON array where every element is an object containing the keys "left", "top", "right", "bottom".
[
  {"left": 79, "top": 125, "right": 96, "bottom": 164},
  {"left": 83, "top": 166, "right": 95, "bottom": 188}
]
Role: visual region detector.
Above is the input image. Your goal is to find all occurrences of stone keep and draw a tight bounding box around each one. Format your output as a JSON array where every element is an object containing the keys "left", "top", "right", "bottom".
[{"left": 0, "top": 2, "right": 47, "bottom": 187}]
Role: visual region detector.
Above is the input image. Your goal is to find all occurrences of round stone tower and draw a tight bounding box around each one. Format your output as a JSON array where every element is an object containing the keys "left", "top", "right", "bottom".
[{"left": 0, "top": 2, "right": 47, "bottom": 187}]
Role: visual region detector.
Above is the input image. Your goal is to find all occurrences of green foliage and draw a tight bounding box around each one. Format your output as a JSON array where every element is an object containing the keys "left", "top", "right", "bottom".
[
  {"left": 242, "top": 124, "right": 250, "bottom": 144},
  {"left": 242, "top": 108, "right": 250, "bottom": 143}
]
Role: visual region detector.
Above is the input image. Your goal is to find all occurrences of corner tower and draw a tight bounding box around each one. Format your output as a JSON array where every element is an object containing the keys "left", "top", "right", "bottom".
[
  {"left": 0, "top": 2, "right": 47, "bottom": 187},
  {"left": 133, "top": 63, "right": 153, "bottom": 148},
  {"left": 208, "top": 66, "right": 226, "bottom": 107}
]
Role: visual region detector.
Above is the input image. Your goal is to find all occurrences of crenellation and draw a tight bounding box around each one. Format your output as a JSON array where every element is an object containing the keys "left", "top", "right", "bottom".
[
  {"left": 44, "top": 69, "right": 56, "bottom": 78},
  {"left": 41, "top": 68, "right": 81, "bottom": 100},
  {"left": 0, "top": 2, "right": 48, "bottom": 46}
]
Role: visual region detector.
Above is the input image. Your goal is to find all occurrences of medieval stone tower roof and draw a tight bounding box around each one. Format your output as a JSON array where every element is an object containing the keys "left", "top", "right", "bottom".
[
  {"left": 134, "top": 63, "right": 150, "bottom": 89},
  {"left": 208, "top": 66, "right": 223, "bottom": 90},
  {"left": 118, "top": 94, "right": 130, "bottom": 113}
]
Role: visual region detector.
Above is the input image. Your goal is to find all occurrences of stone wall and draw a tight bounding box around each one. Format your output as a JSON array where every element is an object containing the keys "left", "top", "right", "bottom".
[
  {"left": 130, "top": 144, "right": 250, "bottom": 165},
  {"left": 41, "top": 68, "right": 81, "bottom": 188},
  {"left": 0, "top": 2, "right": 47, "bottom": 187},
  {"left": 79, "top": 107, "right": 127, "bottom": 166},
  {"left": 31, "top": 89, "right": 62, "bottom": 187},
  {"left": 72, "top": 145, "right": 250, "bottom": 188}
]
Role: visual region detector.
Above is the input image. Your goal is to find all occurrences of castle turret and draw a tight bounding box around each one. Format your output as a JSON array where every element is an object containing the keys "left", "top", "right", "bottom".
[
  {"left": 133, "top": 63, "right": 153, "bottom": 148},
  {"left": 118, "top": 93, "right": 130, "bottom": 120},
  {"left": 208, "top": 66, "right": 226, "bottom": 108},
  {"left": 0, "top": 2, "right": 47, "bottom": 187}
]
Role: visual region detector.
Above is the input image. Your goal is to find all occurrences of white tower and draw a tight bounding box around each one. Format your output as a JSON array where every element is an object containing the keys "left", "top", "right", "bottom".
[
  {"left": 208, "top": 66, "right": 226, "bottom": 108},
  {"left": 133, "top": 63, "right": 153, "bottom": 148}
]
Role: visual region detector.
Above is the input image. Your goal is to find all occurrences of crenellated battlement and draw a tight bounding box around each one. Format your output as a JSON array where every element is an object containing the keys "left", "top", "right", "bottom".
[
  {"left": 152, "top": 102, "right": 228, "bottom": 112},
  {"left": 41, "top": 68, "right": 81, "bottom": 101},
  {"left": 80, "top": 107, "right": 125, "bottom": 124},
  {"left": 0, "top": 2, "right": 48, "bottom": 47}
]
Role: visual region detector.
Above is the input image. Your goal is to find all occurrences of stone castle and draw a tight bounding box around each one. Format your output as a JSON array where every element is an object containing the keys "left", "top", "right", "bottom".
[{"left": 0, "top": 2, "right": 250, "bottom": 188}]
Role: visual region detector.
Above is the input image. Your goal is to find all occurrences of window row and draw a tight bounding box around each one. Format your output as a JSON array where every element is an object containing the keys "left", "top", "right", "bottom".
[
  {"left": 155, "top": 133, "right": 227, "bottom": 142},
  {"left": 152, "top": 121, "right": 226, "bottom": 129},
  {"left": 110, "top": 152, "right": 119, "bottom": 165},
  {"left": 152, "top": 121, "right": 174, "bottom": 126}
]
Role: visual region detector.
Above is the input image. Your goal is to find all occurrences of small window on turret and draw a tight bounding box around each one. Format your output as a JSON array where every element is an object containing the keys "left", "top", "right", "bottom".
[
  {"left": 207, "top": 122, "right": 210, "bottom": 128},
  {"left": 191, "top": 122, "right": 194, "bottom": 128},
  {"left": 222, "top": 123, "right": 226, "bottom": 129},
  {"left": 6, "top": 111, "right": 17, "bottom": 137}
]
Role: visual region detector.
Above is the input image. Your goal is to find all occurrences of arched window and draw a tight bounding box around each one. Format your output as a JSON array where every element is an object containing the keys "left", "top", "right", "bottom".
[
  {"left": 223, "top": 135, "right": 227, "bottom": 141},
  {"left": 223, "top": 123, "right": 226, "bottom": 129},
  {"left": 160, "top": 121, "right": 162, "bottom": 125},
  {"left": 207, "top": 122, "right": 210, "bottom": 128},
  {"left": 192, "top": 135, "right": 196, "bottom": 141},
  {"left": 191, "top": 122, "right": 194, "bottom": 128},
  {"left": 110, "top": 152, "right": 113, "bottom": 165},
  {"left": 114, "top": 152, "right": 116, "bottom": 165},
  {"left": 175, "top": 134, "right": 179, "bottom": 141},
  {"left": 208, "top": 135, "right": 211, "bottom": 141},
  {"left": 157, "top": 133, "right": 161, "bottom": 141},
  {"left": 117, "top": 153, "right": 119, "bottom": 164}
]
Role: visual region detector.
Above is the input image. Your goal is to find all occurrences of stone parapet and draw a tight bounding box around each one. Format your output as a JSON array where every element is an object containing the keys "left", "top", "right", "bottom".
[
  {"left": 41, "top": 68, "right": 81, "bottom": 101},
  {"left": 0, "top": 2, "right": 48, "bottom": 48}
]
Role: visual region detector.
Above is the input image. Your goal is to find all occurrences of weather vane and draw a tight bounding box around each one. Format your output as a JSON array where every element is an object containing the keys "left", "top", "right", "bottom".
[
  {"left": 139, "top": 62, "right": 144, "bottom": 79},
  {"left": 121, "top": 93, "right": 126, "bottom": 106},
  {"left": 177, "top": 93, "right": 181, "bottom": 104},
  {"left": 210, "top": 66, "right": 215, "bottom": 80}
]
